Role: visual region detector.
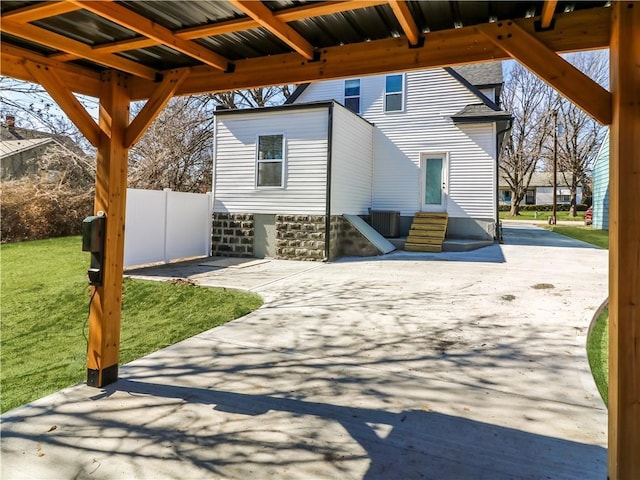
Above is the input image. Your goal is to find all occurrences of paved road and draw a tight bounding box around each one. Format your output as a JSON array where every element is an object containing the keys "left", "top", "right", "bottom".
[{"left": 1, "top": 224, "right": 608, "bottom": 479}]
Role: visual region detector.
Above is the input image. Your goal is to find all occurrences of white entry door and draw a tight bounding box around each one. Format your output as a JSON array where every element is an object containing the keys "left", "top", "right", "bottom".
[{"left": 420, "top": 153, "right": 448, "bottom": 212}]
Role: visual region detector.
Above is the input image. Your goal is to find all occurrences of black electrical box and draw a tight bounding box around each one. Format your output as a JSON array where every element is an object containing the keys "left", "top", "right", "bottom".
[{"left": 82, "top": 214, "right": 106, "bottom": 286}]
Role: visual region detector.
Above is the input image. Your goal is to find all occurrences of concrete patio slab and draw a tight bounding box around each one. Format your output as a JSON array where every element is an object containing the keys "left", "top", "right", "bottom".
[{"left": 1, "top": 225, "right": 608, "bottom": 479}]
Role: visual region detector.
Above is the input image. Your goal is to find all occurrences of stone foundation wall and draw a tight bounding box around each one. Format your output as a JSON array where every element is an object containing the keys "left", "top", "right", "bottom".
[
  {"left": 212, "top": 213, "right": 254, "bottom": 257},
  {"left": 212, "top": 213, "right": 381, "bottom": 261},
  {"left": 275, "top": 214, "right": 326, "bottom": 261},
  {"left": 329, "top": 216, "right": 381, "bottom": 260}
]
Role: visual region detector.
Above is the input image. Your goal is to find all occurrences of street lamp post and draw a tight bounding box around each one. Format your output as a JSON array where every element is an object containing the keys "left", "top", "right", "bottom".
[{"left": 551, "top": 110, "right": 558, "bottom": 225}]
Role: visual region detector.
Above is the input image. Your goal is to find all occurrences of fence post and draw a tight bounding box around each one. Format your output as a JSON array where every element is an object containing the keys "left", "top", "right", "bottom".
[
  {"left": 206, "top": 191, "right": 213, "bottom": 257},
  {"left": 163, "top": 188, "right": 171, "bottom": 264}
]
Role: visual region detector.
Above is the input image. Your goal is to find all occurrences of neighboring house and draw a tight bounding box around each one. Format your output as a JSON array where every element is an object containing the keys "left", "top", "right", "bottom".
[
  {"left": 212, "top": 64, "right": 510, "bottom": 261},
  {"left": 592, "top": 130, "right": 609, "bottom": 230},
  {"left": 1, "top": 115, "right": 84, "bottom": 181},
  {"left": 498, "top": 172, "right": 583, "bottom": 206}
]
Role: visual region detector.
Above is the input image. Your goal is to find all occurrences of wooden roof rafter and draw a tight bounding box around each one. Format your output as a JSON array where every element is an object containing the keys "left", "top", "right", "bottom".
[
  {"left": 1, "top": 43, "right": 101, "bottom": 97},
  {"left": 228, "top": 0, "right": 316, "bottom": 60},
  {"left": 1, "top": 1, "right": 81, "bottom": 23},
  {"left": 49, "top": 0, "right": 388, "bottom": 63},
  {"left": 67, "top": 1, "right": 232, "bottom": 72},
  {"left": 121, "top": 6, "right": 611, "bottom": 101},
  {"left": 0, "top": 19, "right": 159, "bottom": 80},
  {"left": 540, "top": 0, "right": 558, "bottom": 29},
  {"left": 388, "top": 0, "right": 421, "bottom": 45}
]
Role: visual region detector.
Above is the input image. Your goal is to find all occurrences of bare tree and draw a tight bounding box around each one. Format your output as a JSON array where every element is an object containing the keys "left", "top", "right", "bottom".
[
  {"left": 128, "top": 96, "right": 215, "bottom": 193},
  {"left": 543, "top": 51, "right": 608, "bottom": 216},
  {"left": 1, "top": 77, "right": 97, "bottom": 153},
  {"left": 207, "top": 85, "right": 293, "bottom": 109},
  {"left": 129, "top": 86, "right": 293, "bottom": 192},
  {"left": 499, "top": 63, "right": 554, "bottom": 216}
]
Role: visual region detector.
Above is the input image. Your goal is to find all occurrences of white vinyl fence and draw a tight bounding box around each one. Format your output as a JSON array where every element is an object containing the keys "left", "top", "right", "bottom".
[{"left": 124, "top": 188, "right": 212, "bottom": 267}]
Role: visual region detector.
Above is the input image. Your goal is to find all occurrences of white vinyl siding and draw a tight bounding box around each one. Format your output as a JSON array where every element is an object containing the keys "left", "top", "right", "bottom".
[
  {"left": 592, "top": 131, "right": 609, "bottom": 229},
  {"left": 536, "top": 186, "right": 583, "bottom": 205},
  {"left": 294, "top": 68, "right": 498, "bottom": 220},
  {"left": 214, "top": 108, "right": 328, "bottom": 215},
  {"left": 446, "top": 123, "right": 496, "bottom": 218},
  {"left": 330, "top": 103, "right": 374, "bottom": 215}
]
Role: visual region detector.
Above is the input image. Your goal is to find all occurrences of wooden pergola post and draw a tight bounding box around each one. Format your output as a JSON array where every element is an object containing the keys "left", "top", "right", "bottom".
[
  {"left": 86, "top": 71, "right": 130, "bottom": 387},
  {"left": 608, "top": 2, "right": 640, "bottom": 479}
]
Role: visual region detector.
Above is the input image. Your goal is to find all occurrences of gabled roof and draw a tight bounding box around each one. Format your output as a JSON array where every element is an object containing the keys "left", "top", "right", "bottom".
[
  {"left": 453, "top": 63, "right": 504, "bottom": 88},
  {"left": 499, "top": 172, "right": 581, "bottom": 188},
  {"left": 0, "top": 137, "right": 53, "bottom": 159},
  {"left": 451, "top": 104, "right": 511, "bottom": 123},
  {"left": 1, "top": 124, "right": 85, "bottom": 156}
]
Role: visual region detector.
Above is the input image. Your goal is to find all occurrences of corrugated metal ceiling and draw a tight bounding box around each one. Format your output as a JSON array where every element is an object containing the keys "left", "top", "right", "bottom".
[{"left": 0, "top": 1, "right": 609, "bottom": 74}]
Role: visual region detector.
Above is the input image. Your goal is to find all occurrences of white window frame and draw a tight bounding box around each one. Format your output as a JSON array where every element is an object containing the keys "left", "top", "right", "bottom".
[
  {"left": 255, "top": 133, "right": 286, "bottom": 189},
  {"left": 384, "top": 73, "right": 405, "bottom": 113},
  {"left": 344, "top": 78, "right": 361, "bottom": 114}
]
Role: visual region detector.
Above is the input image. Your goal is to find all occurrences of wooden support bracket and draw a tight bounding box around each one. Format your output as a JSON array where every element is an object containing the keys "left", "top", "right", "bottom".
[
  {"left": 23, "top": 61, "right": 102, "bottom": 147},
  {"left": 125, "top": 69, "right": 191, "bottom": 148},
  {"left": 477, "top": 20, "right": 612, "bottom": 125}
]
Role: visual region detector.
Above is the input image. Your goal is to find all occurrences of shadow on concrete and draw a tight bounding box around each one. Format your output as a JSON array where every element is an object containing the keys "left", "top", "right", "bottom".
[
  {"left": 341, "top": 243, "right": 507, "bottom": 264},
  {"left": 1, "top": 377, "right": 606, "bottom": 479}
]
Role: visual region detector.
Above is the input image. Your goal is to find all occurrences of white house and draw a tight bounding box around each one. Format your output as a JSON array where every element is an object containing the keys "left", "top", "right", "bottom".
[
  {"left": 498, "top": 172, "right": 584, "bottom": 206},
  {"left": 212, "top": 63, "right": 510, "bottom": 261}
]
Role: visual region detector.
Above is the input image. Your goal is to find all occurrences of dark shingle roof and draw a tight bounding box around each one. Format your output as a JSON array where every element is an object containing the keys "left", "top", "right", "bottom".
[
  {"left": 453, "top": 63, "right": 503, "bottom": 87},
  {"left": 451, "top": 104, "right": 511, "bottom": 122}
]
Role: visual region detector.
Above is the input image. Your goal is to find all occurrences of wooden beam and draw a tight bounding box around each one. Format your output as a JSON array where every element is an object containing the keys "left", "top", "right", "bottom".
[
  {"left": 1, "top": 2, "right": 81, "bottom": 23},
  {"left": 540, "top": 0, "right": 558, "bottom": 29},
  {"left": 69, "top": 1, "right": 231, "bottom": 72},
  {"left": 0, "top": 43, "right": 101, "bottom": 97},
  {"left": 125, "top": 69, "right": 191, "bottom": 148},
  {"left": 52, "top": 0, "right": 387, "bottom": 62},
  {"left": 127, "top": 6, "right": 611, "bottom": 101},
  {"left": 87, "top": 71, "right": 130, "bottom": 388},
  {"left": 476, "top": 20, "right": 611, "bottom": 125},
  {"left": 608, "top": 3, "right": 640, "bottom": 479},
  {"left": 388, "top": 0, "right": 421, "bottom": 45},
  {"left": 23, "top": 61, "right": 102, "bottom": 147},
  {"left": 0, "top": 19, "right": 158, "bottom": 80},
  {"left": 229, "top": 0, "right": 315, "bottom": 60}
]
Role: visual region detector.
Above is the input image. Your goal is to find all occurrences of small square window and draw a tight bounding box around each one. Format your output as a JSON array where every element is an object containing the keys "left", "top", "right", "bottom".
[{"left": 257, "top": 134, "right": 284, "bottom": 187}]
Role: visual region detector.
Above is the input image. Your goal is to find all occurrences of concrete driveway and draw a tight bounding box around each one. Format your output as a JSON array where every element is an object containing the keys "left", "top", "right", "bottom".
[{"left": 1, "top": 224, "right": 608, "bottom": 479}]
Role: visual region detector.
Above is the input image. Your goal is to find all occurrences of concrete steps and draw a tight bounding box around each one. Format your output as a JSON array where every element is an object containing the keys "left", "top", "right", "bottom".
[{"left": 405, "top": 213, "right": 448, "bottom": 252}]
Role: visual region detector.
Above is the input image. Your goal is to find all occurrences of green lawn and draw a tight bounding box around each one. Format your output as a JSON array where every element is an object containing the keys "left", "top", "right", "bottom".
[
  {"left": 0, "top": 236, "right": 262, "bottom": 413},
  {"left": 500, "top": 210, "right": 585, "bottom": 222},
  {"left": 543, "top": 225, "right": 609, "bottom": 249},
  {"left": 587, "top": 306, "right": 608, "bottom": 406}
]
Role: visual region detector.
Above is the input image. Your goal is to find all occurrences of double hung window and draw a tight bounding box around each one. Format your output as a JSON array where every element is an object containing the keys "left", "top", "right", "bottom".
[
  {"left": 344, "top": 79, "right": 361, "bottom": 113},
  {"left": 385, "top": 74, "right": 404, "bottom": 112},
  {"left": 256, "top": 134, "right": 284, "bottom": 187}
]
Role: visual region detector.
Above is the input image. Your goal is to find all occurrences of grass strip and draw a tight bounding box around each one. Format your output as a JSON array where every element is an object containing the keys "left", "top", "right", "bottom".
[
  {"left": 500, "top": 211, "right": 585, "bottom": 222},
  {"left": 587, "top": 307, "right": 609, "bottom": 406},
  {"left": 1, "top": 236, "right": 262, "bottom": 413},
  {"left": 543, "top": 225, "right": 609, "bottom": 249}
]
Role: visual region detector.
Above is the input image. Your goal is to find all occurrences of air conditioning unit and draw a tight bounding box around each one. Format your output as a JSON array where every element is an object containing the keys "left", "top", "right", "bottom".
[{"left": 370, "top": 210, "right": 400, "bottom": 237}]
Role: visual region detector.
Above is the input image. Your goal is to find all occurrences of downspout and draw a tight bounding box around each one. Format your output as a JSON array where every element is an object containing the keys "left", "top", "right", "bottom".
[
  {"left": 495, "top": 118, "right": 513, "bottom": 243},
  {"left": 324, "top": 103, "right": 334, "bottom": 261}
]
